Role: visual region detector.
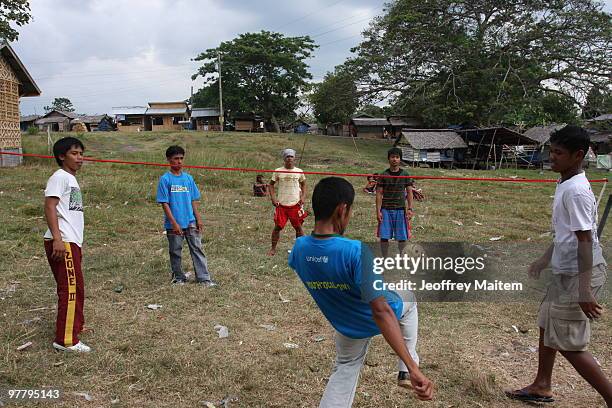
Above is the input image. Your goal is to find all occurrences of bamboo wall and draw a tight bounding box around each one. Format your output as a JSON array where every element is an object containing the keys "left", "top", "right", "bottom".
[{"left": 0, "top": 55, "right": 21, "bottom": 149}]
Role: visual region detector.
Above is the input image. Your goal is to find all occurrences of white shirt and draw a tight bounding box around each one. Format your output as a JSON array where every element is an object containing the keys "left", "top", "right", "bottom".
[
  {"left": 272, "top": 166, "right": 305, "bottom": 206},
  {"left": 44, "top": 169, "right": 84, "bottom": 247},
  {"left": 551, "top": 172, "right": 605, "bottom": 275}
]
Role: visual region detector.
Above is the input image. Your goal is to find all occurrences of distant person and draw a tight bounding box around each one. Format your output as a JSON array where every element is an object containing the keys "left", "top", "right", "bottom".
[
  {"left": 506, "top": 125, "right": 611, "bottom": 405},
  {"left": 156, "top": 145, "right": 216, "bottom": 287},
  {"left": 43, "top": 137, "right": 91, "bottom": 352},
  {"left": 267, "top": 148, "right": 307, "bottom": 256},
  {"left": 253, "top": 174, "right": 269, "bottom": 197},
  {"left": 363, "top": 174, "right": 377, "bottom": 194},
  {"left": 376, "top": 147, "right": 415, "bottom": 257},
  {"left": 289, "top": 177, "right": 433, "bottom": 406}
]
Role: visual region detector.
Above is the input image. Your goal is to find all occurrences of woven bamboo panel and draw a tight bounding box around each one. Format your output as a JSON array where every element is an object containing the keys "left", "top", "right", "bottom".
[{"left": 0, "top": 55, "right": 21, "bottom": 148}]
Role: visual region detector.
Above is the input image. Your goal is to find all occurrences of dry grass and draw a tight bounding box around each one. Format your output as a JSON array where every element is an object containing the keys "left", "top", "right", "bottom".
[{"left": 0, "top": 131, "right": 610, "bottom": 407}]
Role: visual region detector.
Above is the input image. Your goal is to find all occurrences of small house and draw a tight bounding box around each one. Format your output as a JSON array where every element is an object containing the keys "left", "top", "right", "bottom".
[
  {"left": 233, "top": 112, "right": 260, "bottom": 132},
  {"left": 522, "top": 124, "right": 566, "bottom": 167},
  {"left": 326, "top": 122, "right": 349, "bottom": 137},
  {"left": 146, "top": 101, "right": 189, "bottom": 131},
  {"left": 20, "top": 114, "right": 39, "bottom": 131},
  {"left": 73, "top": 114, "right": 114, "bottom": 132},
  {"left": 349, "top": 117, "right": 389, "bottom": 138},
  {"left": 292, "top": 120, "right": 310, "bottom": 134},
  {"left": 35, "top": 110, "right": 77, "bottom": 132},
  {"left": 112, "top": 106, "right": 149, "bottom": 132},
  {"left": 0, "top": 43, "right": 41, "bottom": 167},
  {"left": 387, "top": 116, "right": 422, "bottom": 137},
  {"left": 191, "top": 107, "right": 222, "bottom": 131},
  {"left": 395, "top": 129, "right": 467, "bottom": 167}
]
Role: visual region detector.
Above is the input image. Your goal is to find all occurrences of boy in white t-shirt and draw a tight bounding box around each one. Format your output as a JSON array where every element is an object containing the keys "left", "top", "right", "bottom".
[
  {"left": 43, "top": 137, "right": 91, "bottom": 353},
  {"left": 507, "top": 126, "right": 611, "bottom": 405},
  {"left": 267, "top": 148, "right": 307, "bottom": 256}
]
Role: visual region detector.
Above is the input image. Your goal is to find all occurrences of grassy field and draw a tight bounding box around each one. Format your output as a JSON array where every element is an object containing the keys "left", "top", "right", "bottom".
[{"left": 0, "top": 131, "right": 610, "bottom": 407}]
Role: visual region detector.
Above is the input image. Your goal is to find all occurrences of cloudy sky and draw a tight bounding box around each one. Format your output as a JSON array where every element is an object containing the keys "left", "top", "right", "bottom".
[
  {"left": 15, "top": 0, "right": 383, "bottom": 115},
  {"left": 14, "top": 0, "right": 612, "bottom": 116}
]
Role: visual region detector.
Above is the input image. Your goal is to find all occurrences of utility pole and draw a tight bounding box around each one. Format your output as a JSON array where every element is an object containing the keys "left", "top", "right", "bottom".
[{"left": 218, "top": 52, "right": 224, "bottom": 132}]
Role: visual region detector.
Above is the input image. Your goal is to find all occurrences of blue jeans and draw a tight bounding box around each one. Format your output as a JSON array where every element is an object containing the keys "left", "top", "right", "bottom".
[{"left": 166, "top": 225, "right": 211, "bottom": 282}]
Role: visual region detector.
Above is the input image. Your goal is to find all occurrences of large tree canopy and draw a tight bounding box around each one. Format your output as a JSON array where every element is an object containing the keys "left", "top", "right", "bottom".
[
  {"left": 309, "top": 70, "right": 359, "bottom": 125},
  {"left": 192, "top": 31, "right": 316, "bottom": 132},
  {"left": 345, "top": 0, "right": 612, "bottom": 127},
  {"left": 0, "top": 0, "right": 30, "bottom": 42}
]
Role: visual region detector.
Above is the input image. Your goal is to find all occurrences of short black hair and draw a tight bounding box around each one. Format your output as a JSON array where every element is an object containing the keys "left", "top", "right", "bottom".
[
  {"left": 388, "top": 147, "right": 402, "bottom": 159},
  {"left": 53, "top": 137, "right": 85, "bottom": 167},
  {"left": 165, "top": 145, "right": 185, "bottom": 158},
  {"left": 312, "top": 177, "right": 355, "bottom": 221},
  {"left": 549, "top": 125, "right": 590, "bottom": 156}
]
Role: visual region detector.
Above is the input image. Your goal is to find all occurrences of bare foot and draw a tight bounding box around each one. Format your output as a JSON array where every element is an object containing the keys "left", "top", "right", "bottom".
[{"left": 267, "top": 248, "right": 276, "bottom": 256}]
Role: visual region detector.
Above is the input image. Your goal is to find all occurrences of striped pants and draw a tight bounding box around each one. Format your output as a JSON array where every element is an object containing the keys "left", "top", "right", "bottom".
[{"left": 44, "top": 241, "right": 84, "bottom": 347}]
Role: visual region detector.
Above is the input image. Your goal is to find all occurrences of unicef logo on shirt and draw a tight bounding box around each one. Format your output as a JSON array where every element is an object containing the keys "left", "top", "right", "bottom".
[
  {"left": 306, "top": 256, "right": 329, "bottom": 263},
  {"left": 170, "top": 185, "right": 189, "bottom": 193}
]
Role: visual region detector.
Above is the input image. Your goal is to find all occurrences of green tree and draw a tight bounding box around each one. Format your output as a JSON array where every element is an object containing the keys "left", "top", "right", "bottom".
[
  {"left": 44, "top": 97, "right": 75, "bottom": 113},
  {"left": 0, "top": 0, "right": 31, "bottom": 42},
  {"left": 345, "top": 0, "right": 611, "bottom": 127},
  {"left": 583, "top": 85, "right": 612, "bottom": 119},
  {"left": 192, "top": 31, "right": 316, "bottom": 132},
  {"left": 309, "top": 70, "right": 359, "bottom": 125}
]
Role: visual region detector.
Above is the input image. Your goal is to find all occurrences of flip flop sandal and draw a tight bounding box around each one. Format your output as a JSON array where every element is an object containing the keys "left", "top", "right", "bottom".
[{"left": 505, "top": 389, "right": 555, "bottom": 403}]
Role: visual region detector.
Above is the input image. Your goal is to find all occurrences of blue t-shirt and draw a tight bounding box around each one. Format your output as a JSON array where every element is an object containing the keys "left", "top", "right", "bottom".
[
  {"left": 156, "top": 171, "right": 201, "bottom": 229},
  {"left": 288, "top": 235, "right": 403, "bottom": 339}
]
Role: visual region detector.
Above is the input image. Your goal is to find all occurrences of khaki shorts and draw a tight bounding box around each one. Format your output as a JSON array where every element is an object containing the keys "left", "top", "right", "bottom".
[{"left": 537, "top": 264, "right": 607, "bottom": 351}]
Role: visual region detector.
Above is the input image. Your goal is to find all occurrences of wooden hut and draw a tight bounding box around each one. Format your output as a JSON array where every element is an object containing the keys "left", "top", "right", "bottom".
[
  {"left": 349, "top": 117, "right": 389, "bottom": 138},
  {"left": 112, "top": 106, "right": 150, "bottom": 132},
  {"left": 395, "top": 129, "right": 467, "bottom": 168},
  {"left": 74, "top": 114, "right": 114, "bottom": 132},
  {"left": 146, "top": 101, "right": 189, "bottom": 131},
  {"left": 34, "top": 110, "right": 76, "bottom": 132},
  {"left": 191, "top": 107, "right": 221, "bottom": 131},
  {"left": 0, "top": 43, "right": 41, "bottom": 167},
  {"left": 522, "top": 124, "right": 566, "bottom": 168},
  {"left": 233, "top": 112, "right": 258, "bottom": 132},
  {"left": 387, "top": 115, "right": 422, "bottom": 137},
  {"left": 20, "top": 114, "right": 39, "bottom": 131}
]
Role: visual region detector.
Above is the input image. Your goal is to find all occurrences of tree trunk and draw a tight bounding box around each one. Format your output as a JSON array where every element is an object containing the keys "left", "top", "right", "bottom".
[{"left": 271, "top": 114, "right": 280, "bottom": 133}]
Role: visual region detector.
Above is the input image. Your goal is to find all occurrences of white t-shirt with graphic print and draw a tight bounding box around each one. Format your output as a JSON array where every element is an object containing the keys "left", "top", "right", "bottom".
[
  {"left": 44, "top": 169, "right": 84, "bottom": 247},
  {"left": 551, "top": 171, "right": 605, "bottom": 275},
  {"left": 272, "top": 167, "right": 305, "bottom": 206}
]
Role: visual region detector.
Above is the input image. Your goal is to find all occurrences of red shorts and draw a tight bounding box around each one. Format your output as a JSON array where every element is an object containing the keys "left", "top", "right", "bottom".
[{"left": 274, "top": 204, "right": 308, "bottom": 229}]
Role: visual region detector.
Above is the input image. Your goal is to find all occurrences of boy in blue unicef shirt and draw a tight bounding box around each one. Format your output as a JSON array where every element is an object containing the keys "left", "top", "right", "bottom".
[
  {"left": 156, "top": 146, "right": 215, "bottom": 287},
  {"left": 288, "top": 177, "right": 433, "bottom": 407}
]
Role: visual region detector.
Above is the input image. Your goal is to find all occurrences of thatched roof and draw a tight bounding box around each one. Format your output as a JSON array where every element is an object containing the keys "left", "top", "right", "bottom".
[
  {"left": 74, "top": 115, "right": 111, "bottom": 124},
  {"left": 351, "top": 117, "right": 389, "bottom": 126},
  {"left": 459, "top": 127, "right": 539, "bottom": 145},
  {"left": 589, "top": 132, "right": 611, "bottom": 143},
  {"left": 35, "top": 110, "right": 77, "bottom": 124},
  {"left": 20, "top": 114, "right": 40, "bottom": 122},
  {"left": 397, "top": 130, "right": 467, "bottom": 149},
  {"left": 523, "top": 124, "right": 565, "bottom": 144},
  {"left": 0, "top": 43, "right": 40, "bottom": 97}
]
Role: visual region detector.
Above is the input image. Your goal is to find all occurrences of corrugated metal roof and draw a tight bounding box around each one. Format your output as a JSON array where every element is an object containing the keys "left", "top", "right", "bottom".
[
  {"left": 351, "top": 117, "right": 389, "bottom": 126},
  {"left": 112, "top": 106, "right": 147, "bottom": 115},
  {"left": 589, "top": 113, "right": 612, "bottom": 121},
  {"left": 146, "top": 107, "right": 187, "bottom": 115},
  {"left": 191, "top": 108, "right": 220, "bottom": 118},
  {"left": 74, "top": 115, "right": 110, "bottom": 124},
  {"left": 399, "top": 130, "right": 467, "bottom": 149}
]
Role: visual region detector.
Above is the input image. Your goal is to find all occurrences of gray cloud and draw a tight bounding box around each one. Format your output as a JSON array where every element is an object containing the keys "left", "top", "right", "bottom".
[{"left": 15, "top": 0, "right": 610, "bottom": 115}]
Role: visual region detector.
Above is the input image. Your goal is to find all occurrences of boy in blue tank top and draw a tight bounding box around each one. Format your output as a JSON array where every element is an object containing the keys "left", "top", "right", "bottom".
[{"left": 289, "top": 177, "right": 433, "bottom": 407}]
